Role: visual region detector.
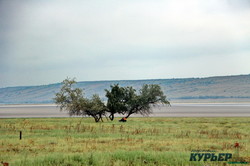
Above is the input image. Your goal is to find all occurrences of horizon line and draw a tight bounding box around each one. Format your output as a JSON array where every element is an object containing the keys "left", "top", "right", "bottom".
[{"left": 1, "top": 73, "right": 249, "bottom": 89}]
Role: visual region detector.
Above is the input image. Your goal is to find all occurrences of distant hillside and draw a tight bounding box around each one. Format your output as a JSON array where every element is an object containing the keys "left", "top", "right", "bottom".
[{"left": 0, "top": 74, "right": 250, "bottom": 104}]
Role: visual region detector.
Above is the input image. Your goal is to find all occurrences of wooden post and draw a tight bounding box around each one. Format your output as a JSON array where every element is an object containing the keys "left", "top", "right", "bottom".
[{"left": 20, "top": 131, "right": 22, "bottom": 140}]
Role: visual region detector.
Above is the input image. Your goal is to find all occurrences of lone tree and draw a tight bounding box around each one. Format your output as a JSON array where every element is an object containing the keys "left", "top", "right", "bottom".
[
  {"left": 54, "top": 78, "right": 107, "bottom": 122},
  {"left": 105, "top": 84, "right": 170, "bottom": 120},
  {"left": 54, "top": 78, "right": 170, "bottom": 122}
]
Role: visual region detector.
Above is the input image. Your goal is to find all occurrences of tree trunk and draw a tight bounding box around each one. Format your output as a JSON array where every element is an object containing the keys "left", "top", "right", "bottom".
[
  {"left": 109, "top": 113, "right": 114, "bottom": 121},
  {"left": 99, "top": 113, "right": 103, "bottom": 122},
  {"left": 94, "top": 116, "right": 99, "bottom": 122},
  {"left": 92, "top": 114, "right": 101, "bottom": 123},
  {"left": 125, "top": 112, "right": 133, "bottom": 119}
]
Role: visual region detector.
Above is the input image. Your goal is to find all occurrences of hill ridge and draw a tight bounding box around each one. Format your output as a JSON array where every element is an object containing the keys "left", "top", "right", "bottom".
[{"left": 1, "top": 74, "right": 250, "bottom": 104}]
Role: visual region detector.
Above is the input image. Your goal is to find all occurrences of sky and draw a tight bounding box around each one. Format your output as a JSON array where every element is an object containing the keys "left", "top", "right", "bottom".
[{"left": 0, "top": 0, "right": 250, "bottom": 88}]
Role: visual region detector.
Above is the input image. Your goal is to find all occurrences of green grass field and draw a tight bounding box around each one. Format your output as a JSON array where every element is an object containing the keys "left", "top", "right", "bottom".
[{"left": 0, "top": 117, "right": 249, "bottom": 166}]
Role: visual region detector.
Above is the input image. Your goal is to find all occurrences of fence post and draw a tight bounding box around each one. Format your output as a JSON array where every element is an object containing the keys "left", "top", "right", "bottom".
[{"left": 20, "top": 131, "right": 22, "bottom": 140}]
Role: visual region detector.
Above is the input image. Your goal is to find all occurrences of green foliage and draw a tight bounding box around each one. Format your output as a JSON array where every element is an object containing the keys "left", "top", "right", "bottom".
[
  {"left": 84, "top": 94, "right": 108, "bottom": 122},
  {"left": 106, "top": 84, "right": 170, "bottom": 119},
  {"left": 105, "top": 84, "right": 136, "bottom": 120},
  {"left": 54, "top": 78, "right": 85, "bottom": 116},
  {"left": 129, "top": 84, "right": 170, "bottom": 117},
  {"left": 54, "top": 78, "right": 107, "bottom": 122},
  {"left": 55, "top": 78, "right": 170, "bottom": 122}
]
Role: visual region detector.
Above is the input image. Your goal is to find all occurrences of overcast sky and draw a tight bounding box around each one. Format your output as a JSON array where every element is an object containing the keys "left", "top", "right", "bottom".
[{"left": 1, "top": 0, "right": 250, "bottom": 88}]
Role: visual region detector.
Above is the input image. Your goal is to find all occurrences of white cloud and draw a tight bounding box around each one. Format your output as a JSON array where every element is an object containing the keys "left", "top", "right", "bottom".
[{"left": 0, "top": 0, "right": 250, "bottom": 87}]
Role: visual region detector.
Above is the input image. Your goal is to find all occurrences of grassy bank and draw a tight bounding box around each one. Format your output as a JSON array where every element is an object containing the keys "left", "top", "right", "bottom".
[{"left": 0, "top": 117, "right": 249, "bottom": 166}]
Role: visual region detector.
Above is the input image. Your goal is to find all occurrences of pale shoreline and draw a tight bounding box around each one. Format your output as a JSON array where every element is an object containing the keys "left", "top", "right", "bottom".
[
  {"left": 0, "top": 104, "right": 57, "bottom": 107},
  {"left": 1, "top": 103, "right": 250, "bottom": 118},
  {"left": 1, "top": 102, "right": 250, "bottom": 107}
]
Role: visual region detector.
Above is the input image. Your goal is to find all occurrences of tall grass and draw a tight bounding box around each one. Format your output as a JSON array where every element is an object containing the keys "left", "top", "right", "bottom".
[{"left": 0, "top": 117, "right": 249, "bottom": 165}]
